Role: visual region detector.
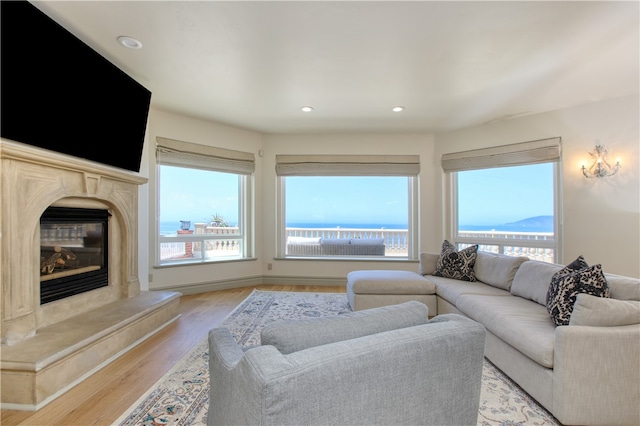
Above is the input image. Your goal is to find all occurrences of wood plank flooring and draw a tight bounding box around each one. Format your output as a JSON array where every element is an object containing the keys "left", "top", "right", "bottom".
[{"left": 1, "top": 285, "right": 346, "bottom": 426}]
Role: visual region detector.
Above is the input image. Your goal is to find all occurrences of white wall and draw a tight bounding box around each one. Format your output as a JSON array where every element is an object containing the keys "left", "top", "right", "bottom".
[
  {"left": 142, "top": 109, "right": 264, "bottom": 292},
  {"left": 139, "top": 94, "right": 639, "bottom": 293},
  {"left": 434, "top": 94, "right": 639, "bottom": 278}
]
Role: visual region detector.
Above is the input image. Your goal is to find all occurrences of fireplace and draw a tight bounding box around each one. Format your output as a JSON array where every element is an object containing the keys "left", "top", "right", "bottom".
[
  {"left": 40, "top": 206, "right": 110, "bottom": 304},
  {"left": 1, "top": 139, "right": 181, "bottom": 410}
]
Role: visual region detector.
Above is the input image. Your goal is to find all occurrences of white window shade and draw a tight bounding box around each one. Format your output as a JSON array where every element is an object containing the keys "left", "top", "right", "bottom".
[
  {"left": 276, "top": 154, "right": 420, "bottom": 176},
  {"left": 156, "top": 137, "right": 255, "bottom": 175},
  {"left": 441, "top": 137, "right": 561, "bottom": 172}
]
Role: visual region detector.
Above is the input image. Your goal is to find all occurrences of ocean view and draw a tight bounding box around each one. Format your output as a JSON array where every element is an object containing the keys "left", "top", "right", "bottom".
[
  {"left": 159, "top": 221, "right": 407, "bottom": 235},
  {"left": 160, "top": 215, "right": 553, "bottom": 235}
]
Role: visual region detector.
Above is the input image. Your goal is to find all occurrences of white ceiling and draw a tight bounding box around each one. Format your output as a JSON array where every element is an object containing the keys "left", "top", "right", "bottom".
[{"left": 34, "top": 1, "right": 639, "bottom": 135}]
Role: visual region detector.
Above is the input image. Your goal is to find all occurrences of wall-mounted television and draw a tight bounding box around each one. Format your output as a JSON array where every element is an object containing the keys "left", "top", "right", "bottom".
[{"left": 1, "top": 1, "right": 151, "bottom": 173}]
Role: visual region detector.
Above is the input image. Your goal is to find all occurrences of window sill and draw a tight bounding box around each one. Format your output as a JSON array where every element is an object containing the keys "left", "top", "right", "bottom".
[{"left": 154, "top": 257, "right": 258, "bottom": 269}]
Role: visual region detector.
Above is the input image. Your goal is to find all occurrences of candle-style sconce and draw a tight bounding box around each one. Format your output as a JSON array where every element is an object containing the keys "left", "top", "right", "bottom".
[{"left": 581, "top": 144, "right": 620, "bottom": 178}]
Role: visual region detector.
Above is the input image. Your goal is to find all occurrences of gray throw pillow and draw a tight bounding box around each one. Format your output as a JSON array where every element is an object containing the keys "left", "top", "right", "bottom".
[
  {"left": 570, "top": 293, "right": 640, "bottom": 327},
  {"left": 433, "top": 240, "right": 478, "bottom": 282}
]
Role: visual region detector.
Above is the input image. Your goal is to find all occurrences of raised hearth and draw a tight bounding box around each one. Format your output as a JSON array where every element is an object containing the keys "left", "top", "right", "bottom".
[{"left": 1, "top": 139, "right": 181, "bottom": 410}]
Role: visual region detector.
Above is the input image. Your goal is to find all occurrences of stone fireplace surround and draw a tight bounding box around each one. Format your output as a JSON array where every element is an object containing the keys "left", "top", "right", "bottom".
[{"left": 1, "top": 140, "right": 181, "bottom": 410}]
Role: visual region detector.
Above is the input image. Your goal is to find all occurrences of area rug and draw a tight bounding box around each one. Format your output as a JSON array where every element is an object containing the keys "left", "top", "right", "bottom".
[{"left": 113, "top": 290, "right": 561, "bottom": 426}]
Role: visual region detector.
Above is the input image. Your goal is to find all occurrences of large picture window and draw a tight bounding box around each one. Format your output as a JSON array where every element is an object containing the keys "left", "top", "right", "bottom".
[
  {"left": 155, "top": 137, "right": 254, "bottom": 265},
  {"left": 443, "top": 138, "right": 561, "bottom": 263},
  {"left": 276, "top": 155, "right": 419, "bottom": 259}
]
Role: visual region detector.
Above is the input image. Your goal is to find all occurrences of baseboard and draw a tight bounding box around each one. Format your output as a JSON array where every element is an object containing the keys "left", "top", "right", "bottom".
[
  {"left": 261, "top": 275, "right": 346, "bottom": 286},
  {"left": 153, "top": 275, "right": 346, "bottom": 294}
]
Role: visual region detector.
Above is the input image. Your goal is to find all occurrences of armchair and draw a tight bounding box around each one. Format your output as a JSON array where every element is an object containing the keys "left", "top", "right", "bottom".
[{"left": 207, "top": 301, "right": 486, "bottom": 426}]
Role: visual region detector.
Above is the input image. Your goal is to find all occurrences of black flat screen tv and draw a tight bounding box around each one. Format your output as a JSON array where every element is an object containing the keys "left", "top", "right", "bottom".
[{"left": 1, "top": 1, "right": 151, "bottom": 172}]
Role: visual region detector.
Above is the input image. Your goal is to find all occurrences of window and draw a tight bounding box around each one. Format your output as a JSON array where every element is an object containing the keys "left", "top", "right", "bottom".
[
  {"left": 443, "top": 138, "right": 561, "bottom": 263},
  {"left": 155, "top": 137, "right": 254, "bottom": 265},
  {"left": 276, "top": 155, "right": 419, "bottom": 259}
]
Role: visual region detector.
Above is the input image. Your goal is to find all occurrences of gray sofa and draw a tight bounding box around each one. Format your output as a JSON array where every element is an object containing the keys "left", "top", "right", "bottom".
[
  {"left": 207, "top": 301, "right": 486, "bottom": 426},
  {"left": 347, "top": 251, "right": 640, "bottom": 426},
  {"left": 286, "top": 236, "right": 385, "bottom": 256}
]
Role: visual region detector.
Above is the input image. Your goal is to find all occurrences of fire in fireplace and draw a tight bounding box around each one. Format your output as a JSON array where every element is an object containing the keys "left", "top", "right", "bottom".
[{"left": 40, "top": 206, "right": 111, "bottom": 304}]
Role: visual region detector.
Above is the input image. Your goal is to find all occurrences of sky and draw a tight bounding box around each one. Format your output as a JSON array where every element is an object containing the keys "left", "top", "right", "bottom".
[
  {"left": 457, "top": 162, "right": 554, "bottom": 226},
  {"left": 159, "top": 166, "right": 240, "bottom": 225},
  {"left": 159, "top": 163, "right": 553, "bottom": 228},
  {"left": 285, "top": 176, "right": 409, "bottom": 225}
]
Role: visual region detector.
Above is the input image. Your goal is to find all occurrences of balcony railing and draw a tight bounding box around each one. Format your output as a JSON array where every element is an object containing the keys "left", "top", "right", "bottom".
[
  {"left": 159, "top": 223, "right": 242, "bottom": 263},
  {"left": 159, "top": 226, "right": 556, "bottom": 263},
  {"left": 456, "top": 230, "right": 555, "bottom": 263}
]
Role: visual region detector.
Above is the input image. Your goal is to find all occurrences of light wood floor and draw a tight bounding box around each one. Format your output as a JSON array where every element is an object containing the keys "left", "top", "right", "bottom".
[{"left": 1, "top": 284, "right": 346, "bottom": 426}]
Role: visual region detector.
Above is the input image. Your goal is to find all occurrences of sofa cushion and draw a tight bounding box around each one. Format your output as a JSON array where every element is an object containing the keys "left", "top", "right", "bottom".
[
  {"left": 260, "top": 301, "right": 429, "bottom": 354},
  {"left": 456, "top": 294, "right": 555, "bottom": 368},
  {"left": 321, "top": 238, "right": 350, "bottom": 245},
  {"left": 287, "top": 236, "right": 321, "bottom": 245},
  {"left": 605, "top": 273, "right": 640, "bottom": 301},
  {"left": 433, "top": 240, "right": 478, "bottom": 281},
  {"left": 347, "top": 270, "right": 436, "bottom": 295},
  {"left": 546, "top": 256, "right": 610, "bottom": 326},
  {"left": 569, "top": 293, "right": 640, "bottom": 327},
  {"left": 474, "top": 251, "right": 528, "bottom": 291},
  {"left": 431, "top": 275, "right": 511, "bottom": 307},
  {"left": 511, "top": 260, "right": 563, "bottom": 305},
  {"left": 350, "top": 238, "right": 384, "bottom": 245},
  {"left": 419, "top": 252, "right": 439, "bottom": 275}
]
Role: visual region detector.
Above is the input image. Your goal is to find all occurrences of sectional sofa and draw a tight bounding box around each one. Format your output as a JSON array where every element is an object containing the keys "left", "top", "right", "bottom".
[{"left": 347, "top": 250, "right": 640, "bottom": 425}]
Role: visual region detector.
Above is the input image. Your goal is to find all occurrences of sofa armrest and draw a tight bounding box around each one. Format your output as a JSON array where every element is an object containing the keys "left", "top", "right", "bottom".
[
  {"left": 553, "top": 324, "right": 640, "bottom": 425},
  {"left": 208, "top": 327, "right": 246, "bottom": 370}
]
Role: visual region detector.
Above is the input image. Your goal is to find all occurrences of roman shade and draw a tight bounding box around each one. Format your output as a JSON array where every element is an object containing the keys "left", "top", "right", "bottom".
[
  {"left": 276, "top": 154, "right": 420, "bottom": 176},
  {"left": 156, "top": 137, "right": 255, "bottom": 175},
  {"left": 441, "top": 137, "right": 561, "bottom": 172}
]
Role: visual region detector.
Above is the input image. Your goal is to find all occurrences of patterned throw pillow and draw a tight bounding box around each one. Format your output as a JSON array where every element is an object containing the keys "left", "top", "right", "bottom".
[
  {"left": 433, "top": 240, "right": 478, "bottom": 281},
  {"left": 546, "top": 255, "right": 610, "bottom": 326}
]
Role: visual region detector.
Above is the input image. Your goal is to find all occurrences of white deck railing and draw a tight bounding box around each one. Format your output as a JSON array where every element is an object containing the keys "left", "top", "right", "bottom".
[
  {"left": 456, "top": 230, "right": 555, "bottom": 263},
  {"left": 160, "top": 226, "right": 556, "bottom": 263}
]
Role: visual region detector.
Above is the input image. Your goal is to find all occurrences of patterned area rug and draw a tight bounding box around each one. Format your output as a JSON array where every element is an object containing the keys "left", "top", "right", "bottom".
[{"left": 113, "top": 290, "right": 561, "bottom": 426}]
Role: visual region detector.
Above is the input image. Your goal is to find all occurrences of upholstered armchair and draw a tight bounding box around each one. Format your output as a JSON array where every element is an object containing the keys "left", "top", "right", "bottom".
[{"left": 207, "top": 301, "right": 486, "bottom": 426}]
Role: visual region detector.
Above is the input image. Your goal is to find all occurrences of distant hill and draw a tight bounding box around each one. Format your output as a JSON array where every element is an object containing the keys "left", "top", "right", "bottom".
[
  {"left": 460, "top": 215, "right": 553, "bottom": 232},
  {"left": 503, "top": 215, "right": 554, "bottom": 230}
]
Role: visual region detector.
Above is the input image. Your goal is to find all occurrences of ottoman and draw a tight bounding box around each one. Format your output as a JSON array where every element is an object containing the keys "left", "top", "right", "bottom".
[{"left": 347, "top": 270, "right": 437, "bottom": 315}]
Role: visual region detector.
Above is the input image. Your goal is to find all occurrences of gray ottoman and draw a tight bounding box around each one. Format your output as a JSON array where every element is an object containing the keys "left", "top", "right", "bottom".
[{"left": 347, "top": 270, "right": 437, "bottom": 315}]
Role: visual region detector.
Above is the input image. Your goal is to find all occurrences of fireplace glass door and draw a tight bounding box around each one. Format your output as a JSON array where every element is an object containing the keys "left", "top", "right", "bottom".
[{"left": 40, "top": 207, "right": 111, "bottom": 304}]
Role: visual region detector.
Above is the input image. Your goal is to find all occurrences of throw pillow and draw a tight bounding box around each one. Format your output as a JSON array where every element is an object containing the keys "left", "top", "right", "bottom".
[
  {"left": 433, "top": 240, "right": 478, "bottom": 281},
  {"left": 546, "top": 256, "right": 610, "bottom": 326},
  {"left": 569, "top": 293, "right": 640, "bottom": 327}
]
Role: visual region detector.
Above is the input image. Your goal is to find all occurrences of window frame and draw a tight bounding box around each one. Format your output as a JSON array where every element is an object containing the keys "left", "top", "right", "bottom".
[
  {"left": 446, "top": 139, "right": 563, "bottom": 264},
  {"left": 154, "top": 137, "right": 255, "bottom": 267},
  {"left": 275, "top": 155, "right": 420, "bottom": 261}
]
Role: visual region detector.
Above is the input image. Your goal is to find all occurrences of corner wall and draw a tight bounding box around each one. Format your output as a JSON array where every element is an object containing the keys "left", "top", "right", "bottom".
[
  {"left": 142, "top": 109, "right": 264, "bottom": 292},
  {"left": 434, "top": 94, "right": 639, "bottom": 278}
]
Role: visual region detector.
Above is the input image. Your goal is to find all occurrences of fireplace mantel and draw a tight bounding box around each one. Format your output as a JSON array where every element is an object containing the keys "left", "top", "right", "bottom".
[
  {"left": 1, "top": 139, "right": 181, "bottom": 409},
  {"left": 1, "top": 139, "right": 148, "bottom": 344}
]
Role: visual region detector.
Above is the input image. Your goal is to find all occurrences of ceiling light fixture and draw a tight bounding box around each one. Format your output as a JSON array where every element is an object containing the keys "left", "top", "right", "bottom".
[
  {"left": 301, "top": 106, "right": 314, "bottom": 112},
  {"left": 117, "top": 36, "right": 143, "bottom": 49},
  {"left": 392, "top": 106, "right": 405, "bottom": 112}
]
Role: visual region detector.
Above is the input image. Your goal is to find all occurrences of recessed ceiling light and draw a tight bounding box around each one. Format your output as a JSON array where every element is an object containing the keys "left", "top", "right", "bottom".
[
  {"left": 301, "top": 106, "right": 314, "bottom": 112},
  {"left": 117, "top": 36, "right": 143, "bottom": 49},
  {"left": 392, "top": 106, "right": 405, "bottom": 112}
]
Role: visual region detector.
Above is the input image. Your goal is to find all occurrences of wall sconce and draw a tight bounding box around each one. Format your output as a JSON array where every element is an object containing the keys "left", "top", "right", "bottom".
[{"left": 581, "top": 144, "right": 620, "bottom": 178}]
